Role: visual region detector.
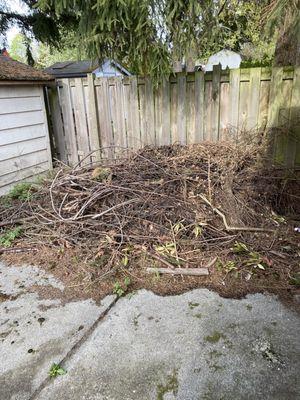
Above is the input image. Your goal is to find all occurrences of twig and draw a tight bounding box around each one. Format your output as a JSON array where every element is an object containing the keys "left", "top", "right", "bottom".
[
  {"left": 146, "top": 251, "right": 176, "bottom": 270},
  {"left": 207, "top": 155, "right": 212, "bottom": 203},
  {"left": 199, "top": 194, "right": 276, "bottom": 233},
  {"left": 146, "top": 267, "right": 209, "bottom": 276},
  {"left": 91, "top": 199, "right": 138, "bottom": 220},
  {"left": 0, "top": 247, "right": 37, "bottom": 254},
  {"left": 0, "top": 216, "right": 35, "bottom": 228}
]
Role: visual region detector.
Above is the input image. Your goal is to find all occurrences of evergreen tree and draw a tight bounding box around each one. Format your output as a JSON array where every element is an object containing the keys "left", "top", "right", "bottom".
[
  {"left": 38, "top": 0, "right": 270, "bottom": 78},
  {"left": 0, "top": 0, "right": 77, "bottom": 64},
  {"left": 263, "top": 0, "right": 300, "bottom": 66}
]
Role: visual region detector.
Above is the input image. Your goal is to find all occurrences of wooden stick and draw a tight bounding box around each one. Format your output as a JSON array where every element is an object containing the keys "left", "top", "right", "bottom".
[
  {"left": 0, "top": 247, "right": 37, "bottom": 254},
  {"left": 146, "top": 251, "right": 176, "bottom": 269},
  {"left": 199, "top": 194, "right": 275, "bottom": 233},
  {"left": 0, "top": 216, "right": 35, "bottom": 228},
  {"left": 146, "top": 267, "right": 209, "bottom": 276}
]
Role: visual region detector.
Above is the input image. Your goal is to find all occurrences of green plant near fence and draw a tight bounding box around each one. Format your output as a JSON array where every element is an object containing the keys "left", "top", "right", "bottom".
[{"left": 47, "top": 66, "right": 300, "bottom": 168}]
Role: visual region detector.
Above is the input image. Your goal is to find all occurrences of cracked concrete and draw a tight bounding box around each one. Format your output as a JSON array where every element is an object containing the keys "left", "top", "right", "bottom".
[
  {"left": 0, "top": 261, "right": 300, "bottom": 400},
  {"left": 0, "top": 262, "right": 115, "bottom": 400}
]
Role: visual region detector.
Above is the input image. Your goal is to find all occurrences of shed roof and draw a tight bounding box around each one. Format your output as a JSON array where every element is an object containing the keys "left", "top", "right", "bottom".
[
  {"left": 0, "top": 55, "right": 53, "bottom": 82},
  {"left": 45, "top": 60, "right": 98, "bottom": 78},
  {"left": 45, "top": 59, "right": 131, "bottom": 78}
]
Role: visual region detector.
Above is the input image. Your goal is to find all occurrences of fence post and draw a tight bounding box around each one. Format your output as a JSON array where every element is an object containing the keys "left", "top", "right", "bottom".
[
  {"left": 47, "top": 84, "right": 68, "bottom": 164},
  {"left": 286, "top": 67, "right": 300, "bottom": 168}
]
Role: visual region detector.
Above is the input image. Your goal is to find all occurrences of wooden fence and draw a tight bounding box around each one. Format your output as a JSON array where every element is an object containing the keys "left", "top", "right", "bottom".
[{"left": 46, "top": 65, "right": 300, "bottom": 167}]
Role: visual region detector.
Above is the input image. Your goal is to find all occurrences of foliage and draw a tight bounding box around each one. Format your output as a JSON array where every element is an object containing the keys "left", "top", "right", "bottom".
[
  {"left": 0, "top": 227, "right": 23, "bottom": 247},
  {"left": 9, "top": 33, "right": 27, "bottom": 63},
  {"left": 232, "top": 242, "right": 249, "bottom": 254},
  {"left": 262, "top": 0, "right": 300, "bottom": 65},
  {"left": 113, "top": 277, "right": 131, "bottom": 297},
  {"left": 36, "top": 28, "right": 86, "bottom": 69},
  {"left": 0, "top": 0, "right": 78, "bottom": 64},
  {"left": 289, "top": 272, "right": 300, "bottom": 287},
  {"left": 48, "top": 363, "right": 67, "bottom": 378},
  {"left": 37, "top": 0, "right": 270, "bottom": 79},
  {"left": 8, "top": 182, "right": 33, "bottom": 201}
]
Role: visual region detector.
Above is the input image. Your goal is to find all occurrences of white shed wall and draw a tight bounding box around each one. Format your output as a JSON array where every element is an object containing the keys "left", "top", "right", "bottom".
[{"left": 0, "top": 85, "right": 52, "bottom": 196}]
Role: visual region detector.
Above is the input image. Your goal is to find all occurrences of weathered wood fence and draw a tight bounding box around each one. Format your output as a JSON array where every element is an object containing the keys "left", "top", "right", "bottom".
[{"left": 47, "top": 66, "right": 300, "bottom": 167}]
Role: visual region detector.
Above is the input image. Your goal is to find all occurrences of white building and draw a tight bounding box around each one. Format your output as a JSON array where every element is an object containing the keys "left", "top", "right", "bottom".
[{"left": 205, "top": 49, "right": 242, "bottom": 71}]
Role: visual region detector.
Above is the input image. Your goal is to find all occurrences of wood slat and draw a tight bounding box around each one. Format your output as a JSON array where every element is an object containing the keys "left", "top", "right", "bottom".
[
  {"left": 73, "top": 79, "right": 91, "bottom": 165},
  {"left": 177, "top": 73, "right": 187, "bottom": 144},
  {"left": 219, "top": 82, "right": 230, "bottom": 140},
  {"left": 48, "top": 86, "right": 67, "bottom": 163},
  {"left": 161, "top": 78, "right": 171, "bottom": 145},
  {"left": 0, "top": 97, "right": 42, "bottom": 115},
  {"left": 129, "top": 77, "right": 141, "bottom": 148},
  {"left": 211, "top": 64, "right": 221, "bottom": 141},
  {"left": 229, "top": 69, "right": 240, "bottom": 139},
  {"left": 186, "top": 80, "right": 195, "bottom": 144},
  {"left": 59, "top": 79, "right": 78, "bottom": 164},
  {"left": 95, "top": 79, "right": 114, "bottom": 159},
  {"left": 248, "top": 68, "right": 261, "bottom": 131},
  {"left": 194, "top": 71, "right": 205, "bottom": 142},
  {"left": 87, "top": 74, "right": 101, "bottom": 162},
  {"left": 144, "top": 77, "right": 155, "bottom": 145},
  {"left": 286, "top": 67, "right": 300, "bottom": 167}
]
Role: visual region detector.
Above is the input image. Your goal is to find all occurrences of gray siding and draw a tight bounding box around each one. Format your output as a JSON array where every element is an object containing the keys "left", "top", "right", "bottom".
[{"left": 0, "top": 85, "right": 52, "bottom": 196}]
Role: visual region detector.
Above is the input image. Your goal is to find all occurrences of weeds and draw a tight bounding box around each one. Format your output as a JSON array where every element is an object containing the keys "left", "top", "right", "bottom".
[
  {"left": 7, "top": 182, "right": 33, "bottom": 201},
  {"left": 113, "top": 276, "right": 131, "bottom": 297},
  {"left": 0, "top": 227, "right": 23, "bottom": 247},
  {"left": 48, "top": 363, "right": 66, "bottom": 378}
]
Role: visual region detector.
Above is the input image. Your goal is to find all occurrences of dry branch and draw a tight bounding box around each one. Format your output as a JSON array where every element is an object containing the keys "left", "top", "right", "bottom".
[
  {"left": 198, "top": 194, "right": 275, "bottom": 233},
  {"left": 146, "top": 267, "right": 209, "bottom": 276}
]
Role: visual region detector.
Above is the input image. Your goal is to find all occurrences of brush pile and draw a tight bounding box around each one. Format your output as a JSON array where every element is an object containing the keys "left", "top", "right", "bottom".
[{"left": 0, "top": 142, "right": 299, "bottom": 300}]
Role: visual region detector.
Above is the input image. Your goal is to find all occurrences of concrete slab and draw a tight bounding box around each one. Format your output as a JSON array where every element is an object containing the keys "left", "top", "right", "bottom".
[
  {"left": 37, "top": 289, "right": 300, "bottom": 400},
  {"left": 0, "top": 262, "right": 115, "bottom": 400}
]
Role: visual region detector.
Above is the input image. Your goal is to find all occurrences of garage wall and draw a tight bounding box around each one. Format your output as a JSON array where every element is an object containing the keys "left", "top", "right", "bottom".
[{"left": 0, "top": 85, "right": 52, "bottom": 196}]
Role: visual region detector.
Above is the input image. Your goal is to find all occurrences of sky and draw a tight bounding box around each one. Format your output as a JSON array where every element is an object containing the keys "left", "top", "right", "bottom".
[{"left": 6, "top": 0, "right": 29, "bottom": 48}]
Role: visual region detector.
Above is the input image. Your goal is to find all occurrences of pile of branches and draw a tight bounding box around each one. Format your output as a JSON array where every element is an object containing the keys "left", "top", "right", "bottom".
[{"left": 0, "top": 142, "right": 299, "bottom": 287}]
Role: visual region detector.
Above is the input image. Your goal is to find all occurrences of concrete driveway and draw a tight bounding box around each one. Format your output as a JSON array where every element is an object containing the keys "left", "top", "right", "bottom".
[{"left": 0, "top": 261, "right": 299, "bottom": 400}]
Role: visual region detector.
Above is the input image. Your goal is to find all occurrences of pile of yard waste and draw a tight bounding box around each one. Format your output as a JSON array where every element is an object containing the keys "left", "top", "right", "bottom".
[{"left": 0, "top": 142, "right": 299, "bottom": 302}]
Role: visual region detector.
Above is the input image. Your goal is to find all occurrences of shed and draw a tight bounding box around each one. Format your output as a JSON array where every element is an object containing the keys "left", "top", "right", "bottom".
[
  {"left": 205, "top": 49, "right": 242, "bottom": 71},
  {"left": 0, "top": 55, "right": 54, "bottom": 195},
  {"left": 45, "top": 59, "right": 131, "bottom": 79}
]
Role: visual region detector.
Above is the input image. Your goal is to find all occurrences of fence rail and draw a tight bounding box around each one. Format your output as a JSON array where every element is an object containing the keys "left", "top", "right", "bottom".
[{"left": 46, "top": 66, "right": 300, "bottom": 167}]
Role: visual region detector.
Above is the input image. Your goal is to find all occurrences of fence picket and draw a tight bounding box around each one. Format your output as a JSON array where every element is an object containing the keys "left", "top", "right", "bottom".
[
  {"left": 74, "top": 78, "right": 90, "bottom": 164},
  {"left": 59, "top": 79, "right": 78, "bottom": 164},
  {"left": 229, "top": 69, "right": 240, "bottom": 139},
  {"left": 48, "top": 86, "right": 67, "bottom": 163},
  {"left": 87, "top": 74, "right": 101, "bottom": 162},
  {"left": 194, "top": 71, "right": 204, "bottom": 142},
  {"left": 286, "top": 67, "right": 300, "bottom": 167},
  {"left": 177, "top": 73, "right": 187, "bottom": 144},
  {"left": 211, "top": 65, "right": 221, "bottom": 141}
]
